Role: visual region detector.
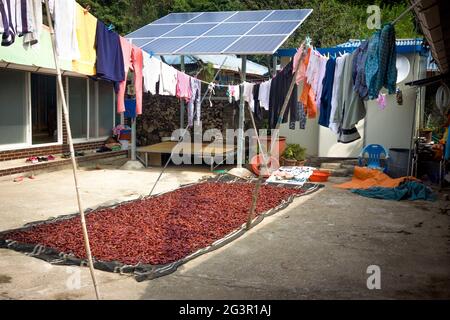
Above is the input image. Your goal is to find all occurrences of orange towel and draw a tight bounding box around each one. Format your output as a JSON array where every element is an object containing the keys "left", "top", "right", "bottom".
[
  {"left": 335, "top": 166, "right": 418, "bottom": 190},
  {"left": 299, "top": 48, "right": 318, "bottom": 118}
]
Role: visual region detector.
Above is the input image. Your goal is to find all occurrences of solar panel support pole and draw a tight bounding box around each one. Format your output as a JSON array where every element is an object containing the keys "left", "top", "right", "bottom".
[
  {"left": 237, "top": 55, "right": 247, "bottom": 168},
  {"left": 180, "top": 55, "right": 185, "bottom": 128},
  {"left": 272, "top": 55, "right": 277, "bottom": 77}
]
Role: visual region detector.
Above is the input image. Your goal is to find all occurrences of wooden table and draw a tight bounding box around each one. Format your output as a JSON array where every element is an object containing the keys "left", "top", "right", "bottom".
[{"left": 137, "top": 141, "right": 236, "bottom": 170}]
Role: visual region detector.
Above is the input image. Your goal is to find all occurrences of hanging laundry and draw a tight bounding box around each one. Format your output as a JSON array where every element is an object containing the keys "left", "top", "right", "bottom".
[
  {"left": 117, "top": 37, "right": 143, "bottom": 115},
  {"left": 352, "top": 40, "right": 369, "bottom": 100},
  {"left": 95, "top": 20, "right": 125, "bottom": 86},
  {"left": 292, "top": 43, "right": 306, "bottom": 85},
  {"left": 378, "top": 23, "right": 397, "bottom": 95},
  {"left": 269, "top": 60, "right": 299, "bottom": 129},
  {"left": 228, "top": 84, "right": 240, "bottom": 102},
  {"left": 258, "top": 79, "right": 271, "bottom": 111},
  {"left": 188, "top": 77, "right": 201, "bottom": 127},
  {"left": 142, "top": 53, "right": 161, "bottom": 95},
  {"left": 22, "top": 0, "right": 42, "bottom": 49},
  {"left": 335, "top": 52, "right": 366, "bottom": 144},
  {"left": 298, "top": 102, "right": 307, "bottom": 130},
  {"left": 366, "top": 24, "right": 397, "bottom": 99},
  {"left": 318, "top": 58, "right": 336, "bottom": 128},
  {"left": 329, "top": 54, "right": 348, "bottom": 134},
  {"left": 0, "top": 0, "right": 16, "bottom": 46},
  {"left": 15, "top": 0, "right": 34, "bottom": 36},
  {"left": 299, "top": 48, "right": 318, "bottom": 119},
  {"left": 253, "top": 83, "right": 262, "bottom": 121},
  {"left": 176, "top": 71, "right": 192, "bottom": 103},
  {"left": 48, "top": 0, "right": 80, "bottom": 60},
  {"left": 315, "top": 54, "right": 328, "bottom": 109},
  {"left": 72, "top": 3, "right": 97, "bottom": 75},
  {"left": 159, "top": 62, "right": 177, "bottom": 96},
  {"left": 243, "top": 82, "right": 255, "bottom": 112}
]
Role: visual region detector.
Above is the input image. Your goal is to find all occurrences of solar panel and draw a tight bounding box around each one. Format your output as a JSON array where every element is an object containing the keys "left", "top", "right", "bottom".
[{"left": 126, "top": 9, "right": 312, "bottom": 55}]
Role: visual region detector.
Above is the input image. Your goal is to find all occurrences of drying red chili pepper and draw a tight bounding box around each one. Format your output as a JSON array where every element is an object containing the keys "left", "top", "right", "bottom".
[{"left": 1, "top": 182, "right": 303, "bottom": 265}]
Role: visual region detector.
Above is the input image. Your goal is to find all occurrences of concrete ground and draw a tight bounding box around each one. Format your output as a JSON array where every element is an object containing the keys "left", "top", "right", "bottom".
[{"left": 0, "top": 160, "right": 449, "bottom": 300}]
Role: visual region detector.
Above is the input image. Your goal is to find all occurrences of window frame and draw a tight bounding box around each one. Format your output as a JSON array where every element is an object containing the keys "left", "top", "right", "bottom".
[
  {"left": 0, "top": 69, "right": 117, "bottom": 152},
  {"left": 67, "top": 77, "right": 116, "bottom": 144},
  {"left": 0, "top": 70, "right": 63, "bottom": 151}
]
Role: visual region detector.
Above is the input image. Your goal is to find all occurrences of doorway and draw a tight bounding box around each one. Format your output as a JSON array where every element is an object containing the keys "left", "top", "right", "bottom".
[{"left": 31, "top": 73, "right": 58, "bottom": 145}]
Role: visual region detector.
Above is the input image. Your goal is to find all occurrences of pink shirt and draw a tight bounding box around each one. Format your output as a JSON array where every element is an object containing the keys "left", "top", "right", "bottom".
[{"left": 176, "top": 71, "right": 192, "bottom": 102}]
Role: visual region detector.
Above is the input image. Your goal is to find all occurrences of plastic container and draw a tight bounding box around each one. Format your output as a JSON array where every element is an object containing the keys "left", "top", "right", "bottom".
[
  {"left": 309, "top": 170, "right": 331, "bottom": 182},
  {"left": 387, "top": 148, "right": 411, "bottom": 178},
  {"left": 119, "top": 140, "right": 130, "bottom": 151}
]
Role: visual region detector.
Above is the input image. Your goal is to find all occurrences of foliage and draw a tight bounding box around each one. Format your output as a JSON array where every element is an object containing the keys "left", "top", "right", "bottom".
[
  {"left": 282, "top": 144, "right": 306, "bottom": 161},
  {"left": 79, "top": 0, "right": 418, "bottom": 44}
]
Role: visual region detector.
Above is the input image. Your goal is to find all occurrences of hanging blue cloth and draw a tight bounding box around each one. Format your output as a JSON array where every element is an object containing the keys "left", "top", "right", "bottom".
[
  {"left": 365, "top": 23, "right": 398, "bottom": 100},
  {"left": 124, "top": 99, "right": 136, "bottom": 118},
  {"left": 318, "top": 58, "right": 336, "bottom": 128}
]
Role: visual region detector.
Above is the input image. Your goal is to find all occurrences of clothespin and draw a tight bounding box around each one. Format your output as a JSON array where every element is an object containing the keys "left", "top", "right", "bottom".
[
  {"left": 83, "top": 5, "right": 91, "bottom": 13},
  {"left": 149, "top": 50, "right": 154, "bottom": 58},
  {"left": 108, "top": 24, "right": 115, "bottom": 31},
  {"left": 305, "top": 36, "right": 311, "bottom": 47}
]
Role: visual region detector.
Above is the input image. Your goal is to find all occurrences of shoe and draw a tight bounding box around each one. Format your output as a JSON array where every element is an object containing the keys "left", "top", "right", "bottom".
[
  {"left": 47, "top": 155, "right": 56, "bottom": 161},
  {"left": 26, "top": 157, "right": 39, "bottom": 164}
]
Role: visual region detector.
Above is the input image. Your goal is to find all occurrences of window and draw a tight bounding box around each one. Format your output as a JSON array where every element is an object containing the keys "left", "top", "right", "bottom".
[
  {"left": 67, "top": 77, "right": 116, "bottom": 141},
  {"left": 0, "top": 69, "right": 28, "bottom": 146}
]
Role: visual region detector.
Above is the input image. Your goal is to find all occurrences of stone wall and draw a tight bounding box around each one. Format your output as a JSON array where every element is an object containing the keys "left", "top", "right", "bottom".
[{"left": 137, "top": 92, "right": 249, "bottom": 147}]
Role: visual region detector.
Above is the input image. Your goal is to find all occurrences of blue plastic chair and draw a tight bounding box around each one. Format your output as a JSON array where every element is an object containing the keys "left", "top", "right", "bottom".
[{"left": 358, "top": 144, "right": 389, "bottom": 173}]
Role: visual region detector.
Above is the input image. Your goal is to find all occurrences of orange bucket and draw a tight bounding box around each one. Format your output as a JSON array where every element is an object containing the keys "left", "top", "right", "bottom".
[{"left": 309, "top": 170, "right": 331, "bottom": 182}]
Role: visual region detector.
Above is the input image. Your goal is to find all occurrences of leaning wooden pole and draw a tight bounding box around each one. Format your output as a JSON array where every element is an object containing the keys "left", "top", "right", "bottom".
[
  {"left": 246, "top": 46, "right": 306, "bottom": 231},
  {"left": 44, "top": 0, "right": 100, "bottom": 300}
]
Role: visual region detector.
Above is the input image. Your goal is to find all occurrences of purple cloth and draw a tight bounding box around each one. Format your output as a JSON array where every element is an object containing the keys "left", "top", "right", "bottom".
[{"left": 95, "top": 21, "right": 125, "bottom": 88}]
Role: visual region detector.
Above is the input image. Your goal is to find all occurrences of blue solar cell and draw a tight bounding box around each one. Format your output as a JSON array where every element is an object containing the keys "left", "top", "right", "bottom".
[
  {"left": 205, "top": 23, "right": 256, "bottom": 36},
  {"left": 176, "top": 37, "right": 239, "bottom": 54},
  {"left": 188, "top": 12, "right": 236, "bottom": 23},
  {"left": 247, "top": 21, "right": 299, "bottom": 36},
  {"left": 126, "top": 9, "right": 312, "bottom": 55},
  {"left": 152, "top": 13, "right": 202, "bottom": 24},
  {"left": 226, "top": 11, "right": 273, "bottom": 22},
  {"left": 126, "top": 24, "right": 179, "bottom": 39},
  {"left": 142, "top": 37, "right": 196, "bottom": 54},
  {"left": 265, "top": 9, "right": 311, "bottom": 22},
  {"left": 131, "top": 38, "right": 155, "bottom": 47},
  {"left": 225, "top": 35, "right": 286, "bottom": 54},
  {"left": 164, "top": 23, "right": 216, "bottom": 37}
]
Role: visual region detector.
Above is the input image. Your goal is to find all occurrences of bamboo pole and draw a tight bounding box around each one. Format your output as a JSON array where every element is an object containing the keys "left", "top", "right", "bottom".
[
  {"left": 44, "top": 0, "right": 100, "bottom": 300},
  {"left": 246, "top": 45, "right": 306, "bottom": 231}
]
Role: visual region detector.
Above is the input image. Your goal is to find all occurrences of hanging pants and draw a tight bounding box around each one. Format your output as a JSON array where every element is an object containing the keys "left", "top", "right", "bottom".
[
  {"left": 188, "top": 78, "right": 201, "bottom": 126},
  {"left": 117, "top": 37, "right": 143, "bottom": 115}
]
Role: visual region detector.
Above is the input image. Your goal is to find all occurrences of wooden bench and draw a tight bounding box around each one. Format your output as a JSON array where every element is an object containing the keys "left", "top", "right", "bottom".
[{"left": 137, "top": 141, "right": 236, "bottom": 170}]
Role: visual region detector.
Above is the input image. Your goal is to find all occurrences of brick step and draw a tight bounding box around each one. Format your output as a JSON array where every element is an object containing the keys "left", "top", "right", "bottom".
[{"left": 0, "top": 150, "right": 129, "bottom": 179}]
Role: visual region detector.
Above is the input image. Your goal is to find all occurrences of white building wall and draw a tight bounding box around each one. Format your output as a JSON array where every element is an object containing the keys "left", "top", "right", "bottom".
[{"left": 279, "top": 53, "right": 427, "bottom": 157}]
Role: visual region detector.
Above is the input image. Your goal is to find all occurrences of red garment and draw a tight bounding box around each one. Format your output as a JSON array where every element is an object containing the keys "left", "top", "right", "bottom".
[{"left": 117, "top": 37, "right": 143, "bottom": 115}]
